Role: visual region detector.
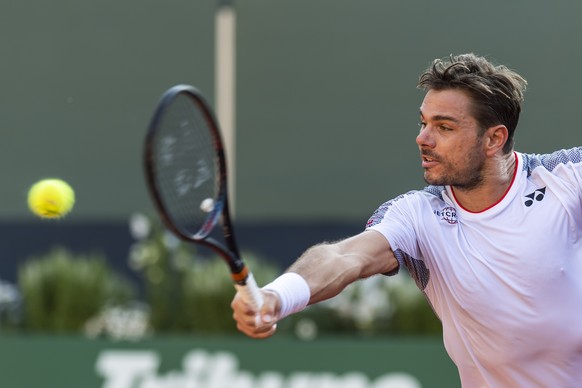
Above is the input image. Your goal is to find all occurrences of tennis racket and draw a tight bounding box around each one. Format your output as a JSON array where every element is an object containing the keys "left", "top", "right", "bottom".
[{"left": 143, "top": 84, "right": 263, "bottom": 311}]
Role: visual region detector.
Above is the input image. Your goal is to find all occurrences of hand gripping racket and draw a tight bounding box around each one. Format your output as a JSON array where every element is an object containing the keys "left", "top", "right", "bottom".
[{"left": 143, "top": 84, "right": 264, "bottom": 311}]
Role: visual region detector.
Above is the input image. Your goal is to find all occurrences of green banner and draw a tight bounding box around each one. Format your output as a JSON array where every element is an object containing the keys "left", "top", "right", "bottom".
[{"left": 0, "top": 335, "right": 458, "bottom": 387}]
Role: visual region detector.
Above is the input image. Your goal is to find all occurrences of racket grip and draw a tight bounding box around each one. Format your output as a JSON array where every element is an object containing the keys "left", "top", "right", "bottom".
[{"left": 234, "top": 272, "right": 264, "bottom": 311}]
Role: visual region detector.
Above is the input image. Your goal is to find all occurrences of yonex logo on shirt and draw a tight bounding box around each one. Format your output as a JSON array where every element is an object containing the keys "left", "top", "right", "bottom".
[
  {"left": 524, "top": 187, "right": 546, "bottom": 207},
  {"left": 434, "top": 206, "right": 458, "bottom": 224}
]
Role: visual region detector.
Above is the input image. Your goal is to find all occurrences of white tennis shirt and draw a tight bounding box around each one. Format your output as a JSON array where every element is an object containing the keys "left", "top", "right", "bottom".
[{"left": 367, "top": 149, "right": 582, "bottom": 387}]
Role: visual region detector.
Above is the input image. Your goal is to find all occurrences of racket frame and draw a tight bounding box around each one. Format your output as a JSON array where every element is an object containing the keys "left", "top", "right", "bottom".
[{"left": 144, "top": 84, "right": 263, "bottom": 309}]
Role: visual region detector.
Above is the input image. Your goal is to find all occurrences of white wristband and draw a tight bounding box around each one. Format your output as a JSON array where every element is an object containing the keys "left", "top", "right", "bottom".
[{"left": 263, "top": 272, "right": 311, "bottom": 320}]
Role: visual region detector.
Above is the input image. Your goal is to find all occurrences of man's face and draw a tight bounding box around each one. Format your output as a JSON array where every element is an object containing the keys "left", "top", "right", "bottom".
[{"left": 416, "top": 89, "right": 487, "bottom": 189}]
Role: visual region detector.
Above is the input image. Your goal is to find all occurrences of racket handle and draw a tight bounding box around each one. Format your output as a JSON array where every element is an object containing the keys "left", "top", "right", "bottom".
[{"left": 234, "top": 272, "right": 264, "bottom": 311}]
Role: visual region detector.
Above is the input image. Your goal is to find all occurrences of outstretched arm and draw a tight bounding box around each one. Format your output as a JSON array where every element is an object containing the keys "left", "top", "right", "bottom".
[
  {"left": 290, "top": 229, "right": 397, "bottom": 304},
  {"left": 231, "top": 229, "right": 398, "bottom": 338}
]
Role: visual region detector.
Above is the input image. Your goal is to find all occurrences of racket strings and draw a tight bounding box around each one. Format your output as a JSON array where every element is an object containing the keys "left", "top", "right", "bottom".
[{"left": 152, "top": 94, "right": 220, "bottom": 237}]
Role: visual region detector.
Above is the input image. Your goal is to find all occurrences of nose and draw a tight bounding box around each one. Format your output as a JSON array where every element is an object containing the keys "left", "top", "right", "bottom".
[{"left": 416, "top": 125, "right": 435, "bottom": 148}]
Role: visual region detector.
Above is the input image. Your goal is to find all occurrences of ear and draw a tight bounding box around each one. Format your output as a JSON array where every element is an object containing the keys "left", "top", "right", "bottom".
[{"left": 483, "top": 125, "right": 508, "bottom": 156}]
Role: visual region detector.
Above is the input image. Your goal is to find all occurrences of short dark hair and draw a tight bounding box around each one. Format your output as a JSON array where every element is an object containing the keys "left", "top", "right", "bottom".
[{"left": 417, "top": 53, "right": 527, "bottom": 153}]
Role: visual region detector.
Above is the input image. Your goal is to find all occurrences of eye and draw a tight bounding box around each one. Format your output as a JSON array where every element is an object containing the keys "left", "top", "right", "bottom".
[
  {"left": 418, "top": 121, "right": 427, "bottom": 130},
  {"left": 439, "top": 124, "right": 452, "bottom": 131}
]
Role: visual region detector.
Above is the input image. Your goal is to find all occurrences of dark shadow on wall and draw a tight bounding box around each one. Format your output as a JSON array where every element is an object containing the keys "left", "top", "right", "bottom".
[{"left": 0, "top": 220, "right": 363, "bottom": 286}]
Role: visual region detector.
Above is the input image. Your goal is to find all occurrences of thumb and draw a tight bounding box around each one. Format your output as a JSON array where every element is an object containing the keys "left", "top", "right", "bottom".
[{"left": 259, "top": 290, "right": 281, "bottom": 325}]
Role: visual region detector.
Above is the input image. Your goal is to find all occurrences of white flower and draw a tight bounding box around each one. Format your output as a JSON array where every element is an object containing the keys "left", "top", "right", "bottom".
[
  {"left": 129, "top": 213, "right": 151, "bottom": 240},
  {"left": 84, "top": 302, "right": 150, "bottom": 341}
]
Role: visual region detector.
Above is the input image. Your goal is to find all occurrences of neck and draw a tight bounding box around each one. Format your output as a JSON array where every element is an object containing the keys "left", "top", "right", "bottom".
[{"left": 452, "top": 152, "right": 517, "bottom": 213}]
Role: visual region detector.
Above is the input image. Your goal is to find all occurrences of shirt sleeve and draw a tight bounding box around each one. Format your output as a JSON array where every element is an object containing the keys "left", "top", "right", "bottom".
[
  {"left": 365, "top": 191, "right": 425, "bottom": 281},
  {"left": 528, "top": 147, "right": 582, "bottom": 196}
]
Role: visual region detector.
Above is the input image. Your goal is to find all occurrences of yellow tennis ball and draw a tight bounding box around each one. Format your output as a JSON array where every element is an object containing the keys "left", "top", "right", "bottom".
[{"left": 27, "top": 179, "right": 75, "bottom": 219}]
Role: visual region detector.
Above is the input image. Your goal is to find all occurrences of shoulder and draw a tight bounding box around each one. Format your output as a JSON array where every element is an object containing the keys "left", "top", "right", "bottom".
[
  {"left": 521, "top": 147, "right": 582, "bottom": 177},
  {"left": 366, "top": 186, "right": 445, "bottom": 228}
]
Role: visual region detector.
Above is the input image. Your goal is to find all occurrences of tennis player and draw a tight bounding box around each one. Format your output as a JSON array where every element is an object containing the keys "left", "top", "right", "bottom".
[{"left": 231, "top": 53, "right": 582, "bottom": 387}]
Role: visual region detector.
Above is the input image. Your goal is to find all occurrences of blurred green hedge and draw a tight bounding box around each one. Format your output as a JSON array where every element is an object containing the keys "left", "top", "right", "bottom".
[
  {"left": 4, "top": 214, "right": 441, "bottom": 339},
  {"left": 18, "top": 247, "right": 135, "bottom": 332}
]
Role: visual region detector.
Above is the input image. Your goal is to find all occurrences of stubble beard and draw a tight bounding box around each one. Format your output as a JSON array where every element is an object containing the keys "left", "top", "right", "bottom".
[{"left": 422, "top": 145, "right": 486, "bottom": 190}]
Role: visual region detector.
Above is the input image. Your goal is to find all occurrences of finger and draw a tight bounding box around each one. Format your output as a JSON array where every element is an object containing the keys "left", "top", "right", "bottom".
[
  {"left": 231, "top": 294, "right": 258, "bottom": 316},
  {"left": 233, "top": 308, "right": 275, "bottom": 332},
  {"left": 250, "top": 324, "right": 277, "bottom": 339},
  {"left": 232, "top": 310, "right": 261, "bottom": 327},
  {"left": 231, "top": 289, "right": 281, "bottom": 338},
  {"left": 236, "top": 321, "right": 278, "bottom": 339}
]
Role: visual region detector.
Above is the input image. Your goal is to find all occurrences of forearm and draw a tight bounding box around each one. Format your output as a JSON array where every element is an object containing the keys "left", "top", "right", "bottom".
[
  {"left": 261, "top": 243, "right": 358, "bottom": 321},
  {"left": 288, "top": 243, "right": 362, "bottom": 304},
  {"left": 260, "top": 230, "right": 396, "bottom": 322}
]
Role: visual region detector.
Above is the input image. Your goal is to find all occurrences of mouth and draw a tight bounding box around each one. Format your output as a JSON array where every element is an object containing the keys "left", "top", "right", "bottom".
[{"left": 420, "top": 153, "right": 439, "bottom": 168}]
